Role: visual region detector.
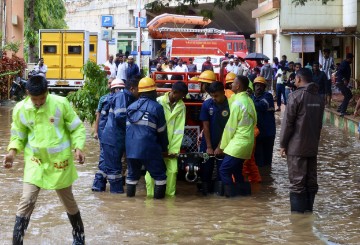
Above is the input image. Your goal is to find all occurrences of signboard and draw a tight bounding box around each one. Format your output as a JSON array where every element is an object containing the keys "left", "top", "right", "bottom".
[
  {"left": 303, "top": 35, "right": 315, "bottom": 52},
  {"left": 291, "top": 35, "right": 315, "bottom": 53},
  {"left": 101, "top": 15, "right": 114, "bottom": 27},
  {"left": 108, "top": 38, "right": 116, "bottom": 45},
  {"left": 135, "top": 17, "right": 147, "bottom": 28},
  {"left": 101, "top": 29, "right": 112, "bottom": 41}
]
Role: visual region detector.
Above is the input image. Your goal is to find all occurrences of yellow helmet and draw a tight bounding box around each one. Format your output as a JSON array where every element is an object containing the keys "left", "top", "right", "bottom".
[
  {"left": 198, "top": 70, "right": 216, "bottom": 83},
  {"left": 225, "top": 72, "right": 236, "bottom": 84},
  {"left": 190, "top": 76, "right": 199, "bottom": 82},
  {"left": 138, "top": 77, "right": 156, "bottom": 93},
  {"left": 253, "top": 76, "right": 266, "bottom": 85}
]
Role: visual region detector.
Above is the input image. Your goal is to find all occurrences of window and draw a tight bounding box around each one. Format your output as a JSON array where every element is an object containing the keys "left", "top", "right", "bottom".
[
  {"left": 68, "top": 46, "right": 82, "bottom": 54},
  {"left": 234, "top": 43, "right": 238, "bottom": 51},
  {"left": 227, "top": 43, "right": 232, "bottom": 50},
  {"left": 89, "top": 44, "right": 95, "bottom": 52},
  {"left": 240, "top": 43, "right": 244, "bottom": 50},
  {"left": 43, "top": 45, "right": 57, "bottom": 54}
]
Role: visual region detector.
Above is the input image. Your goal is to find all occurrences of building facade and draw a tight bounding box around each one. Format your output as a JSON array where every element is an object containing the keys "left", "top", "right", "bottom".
[
  {"left": 252, "top": 0, "right": 359, "bottom": 79},
  {"left": 0, "top": 0, "right": 24, "bottom": 58}
]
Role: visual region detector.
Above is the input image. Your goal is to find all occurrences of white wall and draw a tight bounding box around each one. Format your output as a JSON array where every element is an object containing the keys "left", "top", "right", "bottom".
[
  {"left": 263, "top": 34, "right": 274, "bottom": 59},
  {"left": 259, "top": 11, "right": 279, "bottom": 32},
  {"left": 343, "top": 0, "right": 357, "bottom": 27},
  {"left": 280, "top": 0, "right": 343, "bottom": 29}
]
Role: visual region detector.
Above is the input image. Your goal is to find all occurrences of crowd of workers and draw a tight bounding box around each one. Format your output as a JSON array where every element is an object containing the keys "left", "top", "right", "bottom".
[{"left": 3, "top": 49, "right": 354, "bottom": 244}]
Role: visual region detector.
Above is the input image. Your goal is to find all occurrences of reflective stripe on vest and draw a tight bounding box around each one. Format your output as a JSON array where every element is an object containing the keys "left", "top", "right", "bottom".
[
  {"left": 114, "top": 108, "right": 126, "bottom": 115},
  {"left": 53, "top": 108, "right": 62, "bottom": 139},
  {"left": 128, "top": 120, "right": 157, "bottom": 130},
  {"left": 11, "top": 129, "right": 26, "bottom": 139},
  {"left": 68, "top": 117, "right": 81, "bottom": 131},
  {"left": 157, "top": 124, "right": 166, "bottom": 133},
  {"left": 47, "top": 140, "right": 71, "bottom": 154},
  {"left": 20, "top": 112, "right": 27, "bottom": 126},
  {"left": 173, "top": 129, "right": 184, "bottom": 135}
]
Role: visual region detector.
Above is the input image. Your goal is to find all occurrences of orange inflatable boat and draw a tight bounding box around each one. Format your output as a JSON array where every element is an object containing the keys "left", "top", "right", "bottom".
[{"left": 147, "top": 13, "right": 211, "bottom": 39}]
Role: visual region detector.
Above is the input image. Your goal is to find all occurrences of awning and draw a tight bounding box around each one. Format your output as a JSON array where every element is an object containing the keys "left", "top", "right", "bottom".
[{"left": 250, "top": 33, "right": 264, "bottom": 38}]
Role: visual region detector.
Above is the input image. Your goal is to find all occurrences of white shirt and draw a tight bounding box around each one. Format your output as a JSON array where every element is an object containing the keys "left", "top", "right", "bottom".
[
  {"left": 174, "top": 64, "right": 188, "bottom": 73},
  {"left": 116, "top": 62, "right": 128, "bottom": 81},
  {"left": 165, "top": 67, "right": 174, "bottom": 80},
  {"left": 276, "top": 68, "right": 284, "bottom": 84},
  {"left": 104, "top": 61, "right": 117, "bottom": 78},
  {"left": 226, "top": 64, "right": 235, "bottom": 73},
  {"left": 34, "top": 64, "right": 48, "bottom": 77}
]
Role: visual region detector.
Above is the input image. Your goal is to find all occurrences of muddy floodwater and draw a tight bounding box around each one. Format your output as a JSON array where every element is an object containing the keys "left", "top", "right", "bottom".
[{"left": 0, "top": 104, "right": 360, "bottom": 245}]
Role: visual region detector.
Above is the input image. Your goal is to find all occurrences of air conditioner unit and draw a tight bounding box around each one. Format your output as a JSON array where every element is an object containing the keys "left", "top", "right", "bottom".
[{"left": 12, "top": 15, "right": 18, "bottom": 25}]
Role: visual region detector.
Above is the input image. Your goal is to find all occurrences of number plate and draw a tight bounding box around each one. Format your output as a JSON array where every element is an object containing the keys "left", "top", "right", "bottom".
[{"left": 56, "top": 81, "right": 69, "bottom": 86}]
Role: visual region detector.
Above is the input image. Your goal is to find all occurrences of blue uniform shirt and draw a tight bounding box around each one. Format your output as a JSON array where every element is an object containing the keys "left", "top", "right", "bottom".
[
  {"left": 199, "top": 98, "right": 230, "bottom": 151},
  {"left": 251, "top": 92, "right": 276, "bottom": 138}
]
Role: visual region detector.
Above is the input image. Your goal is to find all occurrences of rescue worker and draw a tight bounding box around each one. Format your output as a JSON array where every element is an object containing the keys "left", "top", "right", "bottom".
[
  {"left": 92, "top": 78, "right": 139, "bottom": 193},
  {"left": 199, "top": 81, "right": 230, "bottom": 195},
  {"left": 225, "top": 72, "right": 236, "bottom": 99},
  {"left": 194, "top": 70, "right": 216, "bottom": 101},
  {"left": 126, "top": 77, "right": 168, "bottom": 199},
  {"left": 91, "top": 78, "right": 114, "bottom": 192},
  {"left": 145, "top": 81, "right": 188, "bottom": 197},
  {"left": 231, "top": 76, "right": 262, "bottom": 183},
  {"left": 220, "top": 75, "right": 257, "bottom": 197},
  {"left": 3, "top": 75, "right": 86, "bottom": 244},
  {"left": 251, "top": 77, "right": 276, "bottom": 167},
  {"left": 280, "top": 68, "right": 324, "bottom": 213}
]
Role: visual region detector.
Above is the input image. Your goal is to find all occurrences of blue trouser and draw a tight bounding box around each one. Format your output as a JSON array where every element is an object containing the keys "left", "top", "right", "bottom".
[
  {"left": 255, "top": 136, "right": 275, "bottom": 167},
  {"left": 219, "top": 154, "right": 245, "bottom": 185},
  {"left": 92, "top": 143, "right": 125, "bottom": 193},
  {"left": 336, "top": 83, "right": 353, "bottom": 113},
  {"left": 126, "top": 158, "right": 167, "bottom": 186},
  {"left": 201, "top": 158, "right": 222, "bottom": 183},
  {"left": 276, "top": 83, "right": 286, "bottom": 108}
]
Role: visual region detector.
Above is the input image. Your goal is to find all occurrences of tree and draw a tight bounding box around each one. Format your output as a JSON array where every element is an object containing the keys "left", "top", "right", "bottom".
[
  {"left": 146, "top": 0, "right": 333, "bottom": 19},
  {"left": 24, "top": 0, "right": 67, "bottom": 62}
]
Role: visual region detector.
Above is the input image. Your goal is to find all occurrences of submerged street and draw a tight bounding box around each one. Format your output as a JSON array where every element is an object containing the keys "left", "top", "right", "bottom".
[{"left": 0, "top": 105, "right": 359, "bottom": 245}]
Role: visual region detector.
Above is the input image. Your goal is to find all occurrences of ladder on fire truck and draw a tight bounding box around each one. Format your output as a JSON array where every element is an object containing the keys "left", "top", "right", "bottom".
[{"left": 157, "top": 27, "right": 226, "bottom": 35}]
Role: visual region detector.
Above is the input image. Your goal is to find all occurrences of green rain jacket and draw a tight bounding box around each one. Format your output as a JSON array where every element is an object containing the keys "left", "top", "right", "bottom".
[
  {"left": 157, "top": 92, "right": 186, "bottom": 154},
  {"left": 220, "top": 91, "right": 257, "bottom": 159},
  {"left": 8, "top": 94, "right": 86, "bottom": 190}
]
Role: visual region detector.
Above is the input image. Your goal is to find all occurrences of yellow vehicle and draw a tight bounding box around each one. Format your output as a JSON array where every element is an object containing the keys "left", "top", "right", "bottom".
[
  {"left": 89, "top": 32, "right": 98, "bottom": 63},
  {"left": 39, "top": 29, "right": 90, "bottom": 92}
]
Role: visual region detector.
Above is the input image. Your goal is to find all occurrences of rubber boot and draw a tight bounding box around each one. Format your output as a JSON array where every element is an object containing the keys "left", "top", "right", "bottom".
[
  {"left": 224, "top": 184, "right": 236, "bottom": 198},
  {"left": 290, "top": 192, "right": 307, "bottom": 213},
  {"left": 306, "top": 192, "right": 316, "bottom": 212},
  {"left": 126, "top": 184, "right": 136, "bottom": 197},
  {"left": 213, "top": 181, "right": 224, "bottom": 196},
  {"left": 109, "top": 178, "right": 124, "bottom": 194},
  {"left": 201, "top": 182, "right": 209, "bottom": 196},
  {"left": 13, "top": 216, "right": 30, "bottom": 245},
  {"left": 236, "top": 182, "right": 252, "bottom": 196},
  {"left": 91, "top": 173, "right": 107, "bottom": 192},
  {"left": 154, "top": 185, "right": 166, "bottom": 199},
  {"left": 67, "top": 212, "right": 85, "bottom": 245}
]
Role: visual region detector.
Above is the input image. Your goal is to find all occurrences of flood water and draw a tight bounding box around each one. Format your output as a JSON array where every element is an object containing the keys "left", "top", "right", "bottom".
[{"left": 0, "top": 104, "right": 359, "bottom": 245}]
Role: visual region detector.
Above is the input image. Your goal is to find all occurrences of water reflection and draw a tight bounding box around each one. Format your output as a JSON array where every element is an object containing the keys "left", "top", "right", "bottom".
[{"left": 0, "top": 105, "right": 359, "bottom": 244}]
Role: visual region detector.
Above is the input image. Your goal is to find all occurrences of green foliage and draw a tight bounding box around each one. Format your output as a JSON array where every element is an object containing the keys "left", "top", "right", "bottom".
[
  {"left": 146, "top": 0, "right": 333, "bottom": 18},
  {"left": 67, "top": 60, "right": 109, "bottom": 125},
  {"left": 24, "top": 0, "right": 67, "bottom": 62}
]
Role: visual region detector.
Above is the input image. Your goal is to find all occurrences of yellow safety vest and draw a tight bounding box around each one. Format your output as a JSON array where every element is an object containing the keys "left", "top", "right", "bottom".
[
  {"left": 8, "top": 94, "right": 86, "bottom": 189},
  {"left": 157, "top": 92, "right": 186, "bottom": 154},
  {"left": 220, "top": 91, "right": 257, "bottom": 159}
]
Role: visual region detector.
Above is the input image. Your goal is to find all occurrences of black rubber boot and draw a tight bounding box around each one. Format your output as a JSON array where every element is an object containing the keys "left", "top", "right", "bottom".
[
  {"left": 290, "top": 192, "right": 307, "bottom": 213},
  {"left": 126, "top": 184, "right": 136, "bottom": 197},
  {"left": 67, "top": 212, "right": 85, "bottom": 245},
  {"left": 236, "top": 182, "right": 252, "bottom": 196},
  {"left": 306, "top": 192, "right": 316, "bottom": 212},
  {"left": 13, "top": 216, "right": 30, "bottom": 245},
  {"left": 201, "top": 182, "right": 209, "bottom": 196},
  {"left": 224, "top": 184, "right": 236, "bottom": 198},
  {"left": 154, "top": 185, "right": 166, "bottom": 199},
  {"left": 213, "top": 181, "right": 224, "bottom": 196}
]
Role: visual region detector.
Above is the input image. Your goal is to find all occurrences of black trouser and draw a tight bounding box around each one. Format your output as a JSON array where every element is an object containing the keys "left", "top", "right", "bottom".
[
  {"left": 255, "top": 136, "right": 275, "bottom": 167},
  {"left": 336, "top": 83, "right": 353, "bottom": 113},
  {"left": 287, "top": 155, "right": 318, "bottom": 194}
]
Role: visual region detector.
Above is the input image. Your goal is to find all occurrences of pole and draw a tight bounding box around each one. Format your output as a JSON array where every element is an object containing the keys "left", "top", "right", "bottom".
[
  {"left": 136, "top": 0, "right": 141, "bottom": 68},
  {"left": 106, "top": 40, "right": 109, "bottom": 61}
]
